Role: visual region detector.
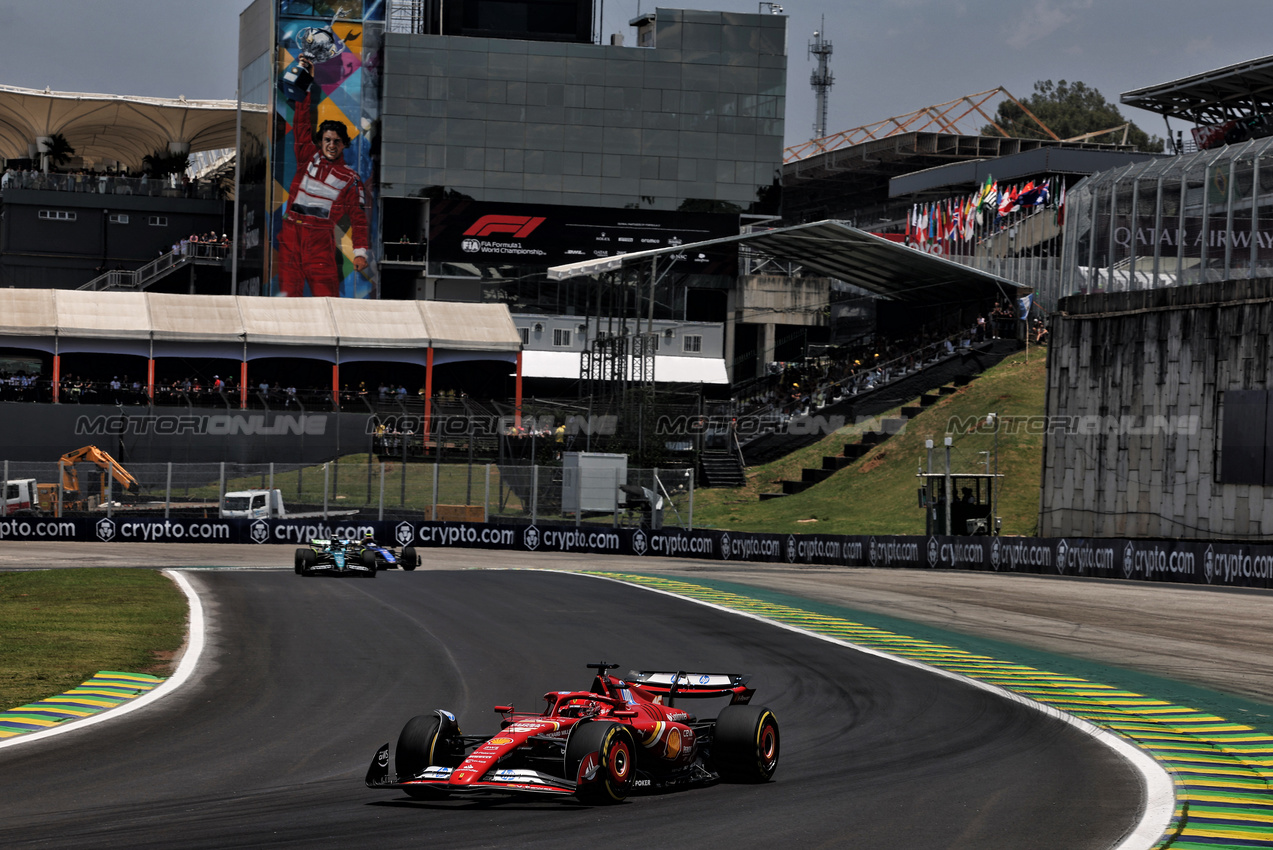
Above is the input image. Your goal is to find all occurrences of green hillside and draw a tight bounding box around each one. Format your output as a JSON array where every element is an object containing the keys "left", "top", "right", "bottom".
[{"left": 692, "top": 349, "right": 1048, "bottom": 535}]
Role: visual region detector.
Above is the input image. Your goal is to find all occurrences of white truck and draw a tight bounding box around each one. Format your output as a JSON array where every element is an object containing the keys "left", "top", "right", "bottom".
[
  {"left": 2, "top": 479, "right": 40, "bottom": 515},
  {"left": 220, "top": 489, "right": 286, "bottom": 519}
]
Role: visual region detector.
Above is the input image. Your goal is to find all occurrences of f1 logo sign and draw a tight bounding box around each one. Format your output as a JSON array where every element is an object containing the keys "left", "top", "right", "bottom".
[{"left": 463, "top": 215, "right": 546, "bottom": 238}]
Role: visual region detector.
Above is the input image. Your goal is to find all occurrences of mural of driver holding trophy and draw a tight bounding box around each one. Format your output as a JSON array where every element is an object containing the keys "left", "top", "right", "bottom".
[{"left": 277, "top": 54, "right": 369, "bottom": 297}]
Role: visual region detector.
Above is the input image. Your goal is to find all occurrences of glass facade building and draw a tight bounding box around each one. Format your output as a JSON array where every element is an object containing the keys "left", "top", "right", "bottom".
[
  {"left": 1054, "top": 137, "right": 1273, "bottom": 307},
  {"left": 379, "top": 8, "right": 787, "bottom": 212}
]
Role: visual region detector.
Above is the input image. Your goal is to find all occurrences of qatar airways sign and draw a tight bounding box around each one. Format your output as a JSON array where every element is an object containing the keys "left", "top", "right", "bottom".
[{"left": 1100, "top": 215, "right": 1273, "bottom": 258}]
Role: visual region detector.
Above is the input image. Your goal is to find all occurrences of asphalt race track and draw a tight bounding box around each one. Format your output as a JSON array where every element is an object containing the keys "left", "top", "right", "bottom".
[{"left": 0, "top": 566, "right": 1142, "bottom": 849}]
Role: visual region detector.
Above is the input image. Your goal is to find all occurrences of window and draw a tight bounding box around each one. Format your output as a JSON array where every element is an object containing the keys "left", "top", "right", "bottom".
[
  {"left": 518, "top": 327, "right": 530, "bottom": 345},
  {"left": 148, "top": 215, "right": 168, "bottom": 226},
  {"left": 553, "top": 328, "right": 572, "bottom": 347},
  {"left": 682, "top": 334, "right": 702, "bottom": 353},
  {"left": 109, "top": 214, "right": 129, "bottom": 224},
  {"left": 38, "top": 210, "right": 75, "bottom": 221},
  {"left": 1219, "top": 390, "right": 1273, "bottom": 485}
]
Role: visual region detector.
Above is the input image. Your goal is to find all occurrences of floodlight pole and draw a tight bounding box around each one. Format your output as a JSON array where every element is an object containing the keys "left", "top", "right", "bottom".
[
  {"left": 987, "top": 413, "right": 999, "bottom": 535},
  {"left": 943, "top": 436, "right": 952, "bottom": 535}
]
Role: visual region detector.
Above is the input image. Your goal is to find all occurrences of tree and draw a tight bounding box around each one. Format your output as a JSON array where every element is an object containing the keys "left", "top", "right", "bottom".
[
  {"left": 984, "top": 80, "right": 1164, "bottom": 153},
  {"left": 141, "top": 148, "right": 191, "bottom": 178},
  {"left": 43, "top": 133, "right": 76, "bottom": 169}
]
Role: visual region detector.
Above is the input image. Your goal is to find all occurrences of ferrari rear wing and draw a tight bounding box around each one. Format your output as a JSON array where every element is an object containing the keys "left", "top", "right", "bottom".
[{"left": 625, "top": 671, "right": 754, "bottom": 704}]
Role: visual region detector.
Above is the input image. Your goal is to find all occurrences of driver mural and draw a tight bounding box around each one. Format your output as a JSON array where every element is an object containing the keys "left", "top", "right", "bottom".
[
  {"left": 271, "top": 2, "right": 383, "bottom": 298},
  {"left": 278, "top": 55, "right": 369, "bottom": 297}
]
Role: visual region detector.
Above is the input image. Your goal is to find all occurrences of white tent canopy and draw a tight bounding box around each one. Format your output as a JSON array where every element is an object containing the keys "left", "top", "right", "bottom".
[
  {"left": 0, "top": 84, "right": 257, "bottom": 170},
  {"left": 0, "top": 291, "right": 521, "bottom": 361}
]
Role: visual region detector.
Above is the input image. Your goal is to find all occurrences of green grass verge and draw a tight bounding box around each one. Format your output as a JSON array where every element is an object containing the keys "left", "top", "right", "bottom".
[
  {"left": 691, "top": 348, "right": 1048, "bottom": 535},
  {"left": 0, "top": 570, "right": 187, "bottom": 711}
]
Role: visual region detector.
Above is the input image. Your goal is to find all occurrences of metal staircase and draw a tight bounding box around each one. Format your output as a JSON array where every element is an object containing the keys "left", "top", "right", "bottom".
[{"left": 78, "top": 244, "right": 228, "bottom": 292}]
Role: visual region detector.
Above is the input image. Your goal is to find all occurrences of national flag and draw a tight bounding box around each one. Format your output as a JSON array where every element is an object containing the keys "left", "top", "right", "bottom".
[{"left": 999, "top": 184, "right": 1021, "bottom": 215}]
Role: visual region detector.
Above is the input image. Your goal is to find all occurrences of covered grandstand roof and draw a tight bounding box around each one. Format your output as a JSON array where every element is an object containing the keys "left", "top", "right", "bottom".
[
  {"left": 0, "top": 84, "right": 259, "bottom": 169},
  {"left": 781, "top": 132, "right": 1134, "bottom": 223},
  {"left": 548, "top": 220, "right": 1023, "bottom": 308},
  {"left": 1122, "top": 54, "right": 1273, "bottom": 123},
  {"left": 0, "top": 291, "right": 521, "bottom": 358}
]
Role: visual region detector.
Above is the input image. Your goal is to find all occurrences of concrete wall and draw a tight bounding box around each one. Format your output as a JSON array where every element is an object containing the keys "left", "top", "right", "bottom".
[
  {"left": 1041, "top": 279, "right": 1273, "bottom": 539},
  {"left": 0, "top": 402, "right": 372, "bottom": 466}
]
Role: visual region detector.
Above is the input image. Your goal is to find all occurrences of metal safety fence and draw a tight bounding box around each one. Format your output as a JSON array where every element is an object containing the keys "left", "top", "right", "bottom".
[{"left": 0, "top": 458, "right": 695, "bottom": 530}]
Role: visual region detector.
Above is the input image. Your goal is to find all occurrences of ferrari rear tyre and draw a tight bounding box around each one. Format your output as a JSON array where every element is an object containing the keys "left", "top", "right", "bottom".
[
  {"left": 402, "top": 546, "right": 418, "bottom": 571},
  {"left": 712, "top": 704, "right": 779, "bottom": 783},
  {"left": 565, "top": 720, "right": 635, "bottom": 804},
  {"left": 295, "top": 548, "right": 316, "bottom": 575},
  {"left": 395, "top": 711, "right": 463, "bottom": 800}
]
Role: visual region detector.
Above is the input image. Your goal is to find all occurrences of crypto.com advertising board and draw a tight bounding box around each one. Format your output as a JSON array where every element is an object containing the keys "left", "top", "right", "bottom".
[
  {"left": 6, "top": 515, "right": 1273, "bottom": 591},
  {"left": 269, "top": 0, "right": 384, "bottom": 298}
]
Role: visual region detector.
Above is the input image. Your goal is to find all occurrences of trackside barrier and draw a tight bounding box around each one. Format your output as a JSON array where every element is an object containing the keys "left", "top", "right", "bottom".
[{"left": 3, "top": 516, "right": 1273, "bottom": 590}]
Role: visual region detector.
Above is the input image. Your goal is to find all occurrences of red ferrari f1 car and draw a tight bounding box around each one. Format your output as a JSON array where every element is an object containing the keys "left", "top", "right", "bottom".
[{"left": 365, "top": 662, "right": 779, "bottom": 804}]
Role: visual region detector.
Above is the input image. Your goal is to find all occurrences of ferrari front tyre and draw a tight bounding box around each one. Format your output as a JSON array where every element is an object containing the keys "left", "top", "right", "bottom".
[
  {"left": 295, "top": 548, "right": 316, "bottom": 575},
  {"left": 712, "top": 704, "right": 780, "bottom": 783},
  {"left": 565, "top": 720, "right": 635, "bottom": 804},
  {"left": 402, "top": 546, "right": 418, "bottom": 571},
  {"left": 395, "top": 711, "right": 463, "bottom": 800}
]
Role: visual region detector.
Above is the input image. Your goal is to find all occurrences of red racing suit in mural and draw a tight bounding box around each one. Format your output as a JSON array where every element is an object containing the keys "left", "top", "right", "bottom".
[{"left": 277, "top": 90, "right": 368, "bottom": 297}]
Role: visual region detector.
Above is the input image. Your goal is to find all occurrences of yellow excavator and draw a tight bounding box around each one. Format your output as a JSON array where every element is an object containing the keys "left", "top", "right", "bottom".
[{"left": 39, "top": 445, "right": 140, "bottom": 514}]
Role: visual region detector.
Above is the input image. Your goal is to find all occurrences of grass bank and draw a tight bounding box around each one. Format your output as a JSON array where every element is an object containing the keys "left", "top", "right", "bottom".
[
  {"left": 690, "top": 348, "right": 1048, "bottom": 535},
  {"left": 0, "top": 569, "right": 187, "bottom": 710}
]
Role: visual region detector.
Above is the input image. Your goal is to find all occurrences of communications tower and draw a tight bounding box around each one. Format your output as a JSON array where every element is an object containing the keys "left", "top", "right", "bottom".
[{"left": 809, "top": 19, "right": 834, "bottom": 141}]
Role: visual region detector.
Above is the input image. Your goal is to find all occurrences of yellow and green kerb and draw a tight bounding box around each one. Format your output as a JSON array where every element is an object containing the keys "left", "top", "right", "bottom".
[{"left": 587, "top": 572, "right": 1273, "bottom": 850}]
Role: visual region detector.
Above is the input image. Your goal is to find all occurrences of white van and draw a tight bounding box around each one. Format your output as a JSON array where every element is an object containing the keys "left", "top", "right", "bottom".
[{"left": 220, "top": 488, "right": 286, "bottom": 519}]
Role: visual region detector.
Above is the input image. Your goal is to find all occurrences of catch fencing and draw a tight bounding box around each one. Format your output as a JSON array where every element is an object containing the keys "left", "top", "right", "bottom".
[{"left": 0, "top": 459, "right": 695, "bottom": 530}]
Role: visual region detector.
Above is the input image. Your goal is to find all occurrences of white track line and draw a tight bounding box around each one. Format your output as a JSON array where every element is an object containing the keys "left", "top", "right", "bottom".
[
  {"left": 0, "top": 569, "right": 205, "bottom": 751},
  {"left": 573, "top": 570, "right": 1174, "bottom": 850}
]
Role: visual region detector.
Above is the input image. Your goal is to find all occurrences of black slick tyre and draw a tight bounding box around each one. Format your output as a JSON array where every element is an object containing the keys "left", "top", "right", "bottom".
[
  {"left": 712, "top": 704, "right": 779, "bottom": 782},
  {"left": 360, "top": 548, "right": 377, "bottom": 571},
  {"left": 402, "top": 546, "right": 418, "bottom": 571},
  {"left": 565, "top": 720, "right": 635, "bottom": 804},
  {"left": 295, "top": 548, "right": 316, "bottom": 575},
  {"left": 395, "top": 712, "right": 462, "bottom": 800}
]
